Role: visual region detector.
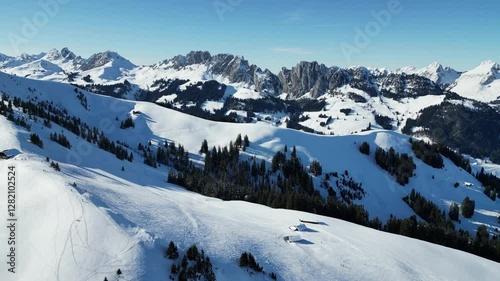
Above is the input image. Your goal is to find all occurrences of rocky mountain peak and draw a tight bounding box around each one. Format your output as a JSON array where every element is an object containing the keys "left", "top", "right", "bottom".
[
  {"left": 79, "top": 50, "right": 136, "bottom": 71},
  {"left": 61, "top": 47, "right": 76, "bottom": 60}
]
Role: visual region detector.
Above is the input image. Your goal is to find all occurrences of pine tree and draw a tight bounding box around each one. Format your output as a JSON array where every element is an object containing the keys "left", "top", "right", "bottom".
[
  {"left": 116, "top": 268, "right": 122, "bottom": 275},
  {"left": 449, "top": 202, "right": 460, "bottom": 221},
  {"left": 359, "top": 142, "right": 370, "bottom": 155},
  {"left": 181, "top": 255, "right": 188, "bottom": 268},
  {"left": 243, "top": 135, "right": 250, "bottom": 147},
  {"left": 461, "top": 196, "right": 475, "bottom": 218},
  {"left": 166, "top": 241, "right": 179, "bottom": 260},
  {"left": 309, "top": 160, "right": 323, "bottom": 176},
  {"left": 235, "top": 134, "right": 242, "bottom": 147},
  {"left": 171, "top": 263, "right": 179, "bottom": 274},
  {"left": 200, "top": 139, "right": 209, "bottom": 154},
  {"left": 239, "top": 252, "right": 249, "bottom": 267}
]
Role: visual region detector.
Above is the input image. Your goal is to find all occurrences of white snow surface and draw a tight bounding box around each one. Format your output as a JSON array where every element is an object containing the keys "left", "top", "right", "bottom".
[
  {"left": 0, "top": 72, "right": 499, "bottom": 281},
  {"left": 451, "top": 61, "right": 500, "bottom": 103}
]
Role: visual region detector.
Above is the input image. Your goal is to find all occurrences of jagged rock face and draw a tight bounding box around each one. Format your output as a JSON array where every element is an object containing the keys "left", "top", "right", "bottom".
[
  {"left": 278, "top": 62, "right": 326, "bottom": 98},
  {"left": 347, "top": 67, "right": 377, "bottom": 97},
  {"left": 377, "top": 73, "right": 443, "bottom": 98},
  {"left": 167, "top": 51, "right": 212, "bottom": 69},
  {"left": 253, "top": 68, "right": 282, "bottom": 95},
  {"left": 278, "top": 62, "right": 351, "bottom": 98},
  {"left": 61, "top": 47, "right": 76, "bottom": 60},
  {"left": 80, "top": 51, "right": 136, "bottom": 71},
  {"left": 210, "top": 53, "right": 254, "bottom": 84},
  {"left": 165, "top": 51, "right": 282, "bottom": 95},
  {"left": 327, "top": 67, "right": 350, "bottom": 90}
]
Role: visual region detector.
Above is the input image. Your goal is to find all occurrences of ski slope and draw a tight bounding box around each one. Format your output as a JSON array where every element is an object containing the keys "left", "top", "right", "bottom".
[{"left": 0, "top": 73, "right": 499, "bottom": 281}]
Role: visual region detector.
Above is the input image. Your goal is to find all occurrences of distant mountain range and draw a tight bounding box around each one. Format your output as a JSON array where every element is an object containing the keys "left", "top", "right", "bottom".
[
  {"left": 1, "top": 48, "right": 499, "bottom": 162},
  {"left": 1, "top": 48, "right": 499, "bottom": 103}
]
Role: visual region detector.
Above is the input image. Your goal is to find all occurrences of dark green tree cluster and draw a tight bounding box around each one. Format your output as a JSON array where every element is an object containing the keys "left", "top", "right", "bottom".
[
  {"left": 75, "top": 89, "right": 88, "bottom": 110},
  {"left": 375, "top": 147, "right": 416, "bottom": 185},
  {"left": 50, "top": 161, "right": 60, "bottom": 171},
  {"left": 309, "top": 160, "right": 322, "bottom": 176},
  {"left": 449, "top": 202, "right": 460, "bottom": 221},
  {"left": 476, "top": 168, "right": 500, "bottom": 201},
  {"left": 50, "top": 132, "right": 71, "bottom": 149},
  {"left": 403, "top": 189, "right": 453, "bottom": 229},
  {"left": 1, "top": 95, "right": 134, "bottom": 163},
  {"left": 359, "top": 141, "right": 370, "bottom": 155},
  {"left": 120, "top": 117, "right": 135, "bottom": 129},
  {"left": 199, "top": 139, "right": 209, "bottom": 154},
  {"left": 30, "top": 133, "right": 43, "bottom": 148},
  {"left": 461, "top": 196, "right": 475, "bottom": 218},
  {"left": 234, "top": 134, "right": 250, "bottom": 150},
  {"left": 140, "top": 141, "right": 190, "bottom": 169},
  {"left": 162, "top": 142, "right": 190, "bottom": 170},
  {"left": 409, "top": 138, "right": 444, "bottom": 168},
  {"left": 375, "top": 115, "right": 393, "bottom": 130},
  {"left": 491, "top": 150, "right": 500, "bottom": 164},
  {"left": 239, "top": 252, "right": 262, "bottom": 272},
  {"left": 403, "top": 101, "right": 500, "bottom": 161},
  {"left": 335, "top": 173, "right": 365, "bottom": 204},
  {"left": 13, "top": 115, "right": 31, "bottom": 131},
  {"left": 169, "top": 244, "right": 215, "bottom": 281},
  {"left": 166, "top": 241, "right": 179, "bottom": 260},
  {"left": 385, "top": 214, "right": 499, "bottom": 261},
  {"left": 435, "top": 143, "right": 471, "bottom": 173},
  {"left": 98, "top": 132, "right": 133, "bottom": 161}
]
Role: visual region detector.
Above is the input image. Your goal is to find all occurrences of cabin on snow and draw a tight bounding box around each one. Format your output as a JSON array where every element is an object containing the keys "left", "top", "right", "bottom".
[
  {"left": 289, "top": 223, "right": 307, "bottom": 232},
  {"left": 0, "top": 151, "right": 9, "bottom": 160},
  {"left": 284, "top": 235, "right": 302, "bottom": 243},
  {"left": 299, "top": 219, "right": 319, "bottom": 224}
]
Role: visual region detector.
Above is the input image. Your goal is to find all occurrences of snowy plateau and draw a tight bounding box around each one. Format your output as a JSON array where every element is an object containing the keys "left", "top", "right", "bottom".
[{"left": 0, "top": 49, "right": 499, "bottom": 281}]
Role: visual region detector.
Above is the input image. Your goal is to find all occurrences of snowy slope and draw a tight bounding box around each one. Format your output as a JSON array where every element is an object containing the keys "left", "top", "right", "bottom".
[
  {"left": 0, "top": 72, "right": 498, "bottom": 228},
  {"left": 0, "top": 73, "right": 499, "bottom": 280},
  {"left": 451, "top": 61, "right": 500, "bottom": 103},
  {"left": 397, "top": 62, "right": 460, "bottom": 86},
  {"left": 1, "top": 112, "right": 500, "bottom": 281},
  {"left": 417, "top": 62, "right": 461, "bottom": 86}
]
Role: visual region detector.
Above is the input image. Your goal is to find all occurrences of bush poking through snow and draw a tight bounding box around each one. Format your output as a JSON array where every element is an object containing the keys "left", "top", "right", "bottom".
[{"left": 359, "top": 142, "right": 370, "bottom": 155}]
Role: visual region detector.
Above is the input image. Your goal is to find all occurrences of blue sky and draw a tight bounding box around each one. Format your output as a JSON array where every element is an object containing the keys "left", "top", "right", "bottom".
[{"left": 1, "top": 0, "right": 499, "bottom": 72}]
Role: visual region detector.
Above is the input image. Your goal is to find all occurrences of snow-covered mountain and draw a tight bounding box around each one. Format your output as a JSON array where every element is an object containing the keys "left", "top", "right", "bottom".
[
  {"left": 451, "top": 60, "right": 500, "bottom": 103},
  {"left": 417, "top": 62, "right": 461, "bottom": 86},
  {"left": 0, "top": 71, "right": 499, "bottom": 281},
  {"left": 0, "top": 48, "right": 495, "bottom": 102},
  {"left": 1, "top": 49, "right": 499, "bottom": 164},
  {"left": 0, "top": 52, "right": 46, "bottom": 69}
]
